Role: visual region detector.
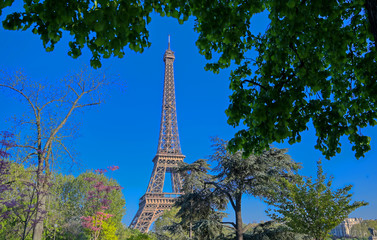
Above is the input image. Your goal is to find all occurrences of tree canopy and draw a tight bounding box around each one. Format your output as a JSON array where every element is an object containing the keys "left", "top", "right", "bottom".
[{"left": 2, "top": 0, "right": 376, "bottom": 159}]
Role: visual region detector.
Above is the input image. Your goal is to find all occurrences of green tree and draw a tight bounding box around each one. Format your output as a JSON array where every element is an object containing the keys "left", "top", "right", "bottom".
[
  {"left": 177, "top": 139, "right": 300, "bottom": 240},
  {"left": 177, "top": 158, "right": 225, "bottom": 239},
  {"left": 265, "top": 160, "right": 368, "bottom": 240},
  {"left": 153, "top": 207, "right": 188, "bottom": 240},
  {"left": 119, "top": 227, "right": 157, "bottom": 240},
  {"left": 154, "top": 206, "right": 229, "bottom": 240},
  {"left": 99, "top": 219, "right": 119, "bottom": 240},
  {"left": 50, "top": 171, "right": 125, "bottom": 240}
]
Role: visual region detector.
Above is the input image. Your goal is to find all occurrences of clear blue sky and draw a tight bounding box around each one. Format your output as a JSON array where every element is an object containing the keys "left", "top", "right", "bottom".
[{"left": 1, "top": 4, "right": 376, "bottom": 227}]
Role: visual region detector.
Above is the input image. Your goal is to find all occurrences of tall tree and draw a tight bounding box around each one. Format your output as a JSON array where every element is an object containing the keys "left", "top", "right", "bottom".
[
  {"left": 0, "top": 69, "right": 108, "bottom": 240},
  {"left": 176, "top": 139, "right": 300, "bottom": 240},
  {"left": 176, "top": 159, "right": 229, "bottom": 239},
  {"left": 265, "top": 160, "right": 368, "bottom": 240}
]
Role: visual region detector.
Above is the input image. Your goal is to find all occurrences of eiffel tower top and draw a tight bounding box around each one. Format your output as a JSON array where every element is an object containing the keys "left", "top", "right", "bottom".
[{"left": 157, "top": 35, "right": 182, "bottom": 155}]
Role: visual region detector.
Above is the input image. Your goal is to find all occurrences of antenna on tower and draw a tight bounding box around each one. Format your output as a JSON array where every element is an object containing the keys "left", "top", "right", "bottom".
[{"left": 168, "top": 35, "right": 171, "bottom": 50}]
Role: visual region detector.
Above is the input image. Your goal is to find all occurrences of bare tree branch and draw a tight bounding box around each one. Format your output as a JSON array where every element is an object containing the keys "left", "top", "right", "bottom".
[
  {"left": 0, "top": 84, "right": 38, "bottom": 118},
  {"left": 42, "top": 92, "right": 84, "bottom": 155},
  {"left": 67, "top": 85, "right": 80, "bottom": 97},
  {"left": 39, "top": 94, "right": 66, "bottom": 111},
  {"left": 75, "top": 102, "right": 101, "bottom": 108},
  {"left": 55, "top": 139, "right": 75, "bottom": 162},
  {"left": 13, "top": 144, "right": 38, "bottom": 151}
]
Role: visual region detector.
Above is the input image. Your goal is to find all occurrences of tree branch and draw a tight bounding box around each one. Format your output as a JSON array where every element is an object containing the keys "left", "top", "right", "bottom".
[
  {"left": 221, "top": 221, "right": 236, "bottom": 229},
  {"left": 55, "top": 139, "right": 75, "bottom": 162},
  {"left": 67, "top": 85, "right": 79, "bottom": 97},
  {"left": 39, "top": 94, "right": 67, "bottom": 111},
  {"left": 242, "top": 223, "right": 254, "bottom": 233},
  {"left": 205, "top": 181, "right": 237, "bottom": 212},
  {"left": 289, "top": 42, "right": 305, "bottom": 69},
  {"left": 13, "top": 144, "right": 38, "bottom": 151},
  {"left": 43, "top": 92, "right": 84, "bottom": 154},
  {"left": 75, "top": 102, "right": 101, "bottom": 108},
  {"left": 0, "top": 84, "right": 38, "bottom": 119},
  {"left": 241, "top": 80, "right": 267, "bottom": 91}
]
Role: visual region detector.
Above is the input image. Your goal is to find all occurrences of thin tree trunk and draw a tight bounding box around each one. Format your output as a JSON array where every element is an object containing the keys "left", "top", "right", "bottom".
[
  {"left": 235, "top": 195, "right": 243, "bottom": 240},
  {"left": 189, "top": 187, "right": 193, "bottom": 239},
  {"left": 189, "top": 222, "right": 192, "bottom": 239},
  {"left": 32, "top": 151, "right": 47, "bottom": 240},
  {"left": 22, "top": 219, "right": 28, "bottom": 240},
  {"left": 32, "top": 180, "right": 47, "bottom": 240}
]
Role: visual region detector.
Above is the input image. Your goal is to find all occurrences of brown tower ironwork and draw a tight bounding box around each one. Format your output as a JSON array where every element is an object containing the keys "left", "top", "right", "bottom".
[{"left": 130, "top": 36, "right": 185, "bottom": 232}]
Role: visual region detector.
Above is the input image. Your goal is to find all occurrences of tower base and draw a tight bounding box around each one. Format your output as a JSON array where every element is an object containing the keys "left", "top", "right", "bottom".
[{"left": 129, "top": 193, "right": 182, "bottom": 232}]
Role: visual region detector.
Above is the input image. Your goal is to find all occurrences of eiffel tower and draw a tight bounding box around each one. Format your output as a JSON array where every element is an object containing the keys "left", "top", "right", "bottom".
[{"left": 130, "top": 36, "right": 185, "bottom": 232}]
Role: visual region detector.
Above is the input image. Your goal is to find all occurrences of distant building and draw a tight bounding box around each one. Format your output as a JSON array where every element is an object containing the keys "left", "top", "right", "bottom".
[{"left": 331, "top": 218, "right": 363, "bottom": 238}]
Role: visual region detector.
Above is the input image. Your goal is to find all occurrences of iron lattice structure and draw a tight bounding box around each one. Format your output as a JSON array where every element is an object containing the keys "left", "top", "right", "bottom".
[{"left": 129, "top": 38, "right": 185, "bottom": 232}]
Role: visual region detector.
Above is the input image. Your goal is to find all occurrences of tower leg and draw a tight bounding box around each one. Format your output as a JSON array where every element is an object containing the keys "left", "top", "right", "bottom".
[
  {"left": 171, "top": 171, "right": 183, "bottom": 193},
  {"left": 129, "top": 200, "right": 157, "bottom": 232},
  {"left": 129, "top": 193, "right": 176, "bottom": 233},
  {"left": 146, "top": 164, "right": 166, "bottom": 193},
  {"left": 131, "top": 155, "right": 185, "bottom": 232}
]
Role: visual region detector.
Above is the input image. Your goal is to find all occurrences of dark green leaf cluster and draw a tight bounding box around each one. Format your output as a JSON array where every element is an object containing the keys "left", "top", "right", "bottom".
[
  {"left": 0, "top": 0, "right": 193, "bottom": 68},
  {"left": 265, "top": 160, "right": 368, "bottom": 240},
  {"left": 196, "top": 0, "right": 377, "bottom": 159},
  {"left": 243, "top": 221, "right": 311, "bottom": 240},
  {"left": 210, "top": 138, "right": 300, "bottom": 199},
  {"left": 154, "top": 207, "right": 229, "bottom": 240},
  {"left": 176, "top": 159, "right": 228, "bottom": 229}
]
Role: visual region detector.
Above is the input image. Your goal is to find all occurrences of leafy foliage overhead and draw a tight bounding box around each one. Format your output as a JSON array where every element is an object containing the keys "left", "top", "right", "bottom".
[
  {"left": 0, "top": 0, "right": 191, "bottom": 68},
  {"left": 1, "top": 0, "right": 377, "bottom": 159},
  {"left": 193, "top": 0, "right": 377, "bottom": 159}
]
